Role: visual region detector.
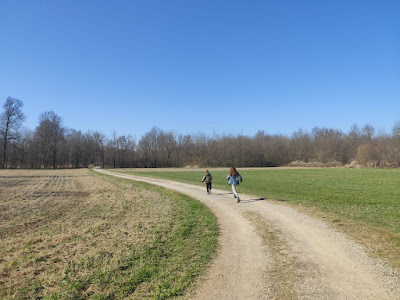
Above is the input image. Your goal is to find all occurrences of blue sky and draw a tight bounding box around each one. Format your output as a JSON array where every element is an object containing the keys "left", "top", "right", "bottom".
[{"left": 1, "top": 0, "right": 399, "bottom": 139}]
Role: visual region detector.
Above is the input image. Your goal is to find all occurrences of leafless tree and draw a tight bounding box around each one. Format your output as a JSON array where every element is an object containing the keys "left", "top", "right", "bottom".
[
  {"left": 390, "top": 122, "right": 400, "bottom": 167},
  {"left": 362, "top": 124, "right": 375, "bottom": 141},
  {"left": 343, "top": 124, "right": 362, "bottom": 162},
  {"left": 392, "top": 122, "right": 400, "bottom": 141},
  {"left": 0, "top": 97, "right": 26, "bottom": 168},
  {"left": 109, "top": 131, "right": 119, "bottom": 168},
  {"left": 34, "top": 111, "right": 64, "bottom": 169},
  {"left": 93, "top": 131, "right": 106, "bottom": 168},
  {"left": 177, "top": 134, "right": 195, "bottom": 166},
  {"left": 3, "top": 102, "right": 400, "bottom": 169},
  {"left": 291, "top": 129, "right": 313, "bottom": 162},
  {"left": 138, "top": 127, "right": 163, "bottom": 167},
  {"left": 311, "top": 127, "right": 345, "bottom": 163},
  {"left": 65, "top": 129, "right": 82, "bottom": 168},
  {"left": 114, "top": 135, "right": 136, "bottom": 167},
  {"left": 158, "top": 131, "right": 176, "bottom": 167}
]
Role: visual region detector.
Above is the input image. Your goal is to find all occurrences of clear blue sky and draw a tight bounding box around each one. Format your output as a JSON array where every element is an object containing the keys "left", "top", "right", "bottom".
[{"left": 1, "top": 0, "right": 399, "bottom": 139}]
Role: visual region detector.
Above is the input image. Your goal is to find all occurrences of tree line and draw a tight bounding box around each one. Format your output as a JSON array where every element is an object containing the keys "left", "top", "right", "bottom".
[{"left": 1, "top": 97, "right": 400, "bottom": 169}]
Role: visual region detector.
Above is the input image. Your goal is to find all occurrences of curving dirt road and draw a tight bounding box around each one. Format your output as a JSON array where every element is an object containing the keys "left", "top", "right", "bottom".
[{"left": 94, "top": 169, "right": 400, "bottom": 299}]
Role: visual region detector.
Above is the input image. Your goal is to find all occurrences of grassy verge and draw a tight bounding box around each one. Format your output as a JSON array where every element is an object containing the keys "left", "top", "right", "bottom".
[
  {"left": 0, "top": 169, "right": 218, "bottom": 299},
  {"left": 114, "top": 168, "right": 400, "bottom": 270}
]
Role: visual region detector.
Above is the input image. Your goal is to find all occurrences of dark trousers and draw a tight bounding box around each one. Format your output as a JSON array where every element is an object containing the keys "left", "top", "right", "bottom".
[{"left": 206, "top": 182, "right": 212, "bottom": 192}]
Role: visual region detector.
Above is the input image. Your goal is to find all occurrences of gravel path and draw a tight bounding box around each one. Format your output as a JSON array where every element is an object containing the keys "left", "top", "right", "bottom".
[{"left": 94, "top": 169, "right": 400, "bottom": 299}]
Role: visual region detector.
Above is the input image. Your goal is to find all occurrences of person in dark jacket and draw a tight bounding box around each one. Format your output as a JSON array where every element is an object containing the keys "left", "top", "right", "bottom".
[
  {"left": 202, "top": 169, "right": 213, "bottom": 195},
  {"left": 226, "top": 167, "right": 243, "bottom": 202}
]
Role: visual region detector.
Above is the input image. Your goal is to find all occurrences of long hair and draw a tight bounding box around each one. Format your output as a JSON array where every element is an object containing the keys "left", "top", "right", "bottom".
[{"left": 230, "top": 167, "right": 239, "bottom": 177}]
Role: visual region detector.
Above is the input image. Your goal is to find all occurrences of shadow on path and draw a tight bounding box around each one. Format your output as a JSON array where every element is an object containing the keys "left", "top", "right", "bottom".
[{"left": 238, "top": 197, "right": 268, "bottom": 203}]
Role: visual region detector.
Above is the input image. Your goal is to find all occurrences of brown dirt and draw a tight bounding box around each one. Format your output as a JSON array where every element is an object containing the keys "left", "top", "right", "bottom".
[{"left": 96, "top": 169, "right": 400, "bottom": 300}]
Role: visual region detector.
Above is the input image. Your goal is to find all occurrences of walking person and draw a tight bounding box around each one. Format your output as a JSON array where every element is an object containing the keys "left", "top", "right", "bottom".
[
  {"left": 226, "top": 167, "right": 243, "bottom": 202},
  {"left": 202, "top": 169, "right": 213, "bottom": 195}
]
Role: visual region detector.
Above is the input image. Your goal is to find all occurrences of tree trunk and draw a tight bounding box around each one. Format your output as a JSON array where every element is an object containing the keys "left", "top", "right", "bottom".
[{"left": 2, "top": 123, "right": 9, "bottom": 169}]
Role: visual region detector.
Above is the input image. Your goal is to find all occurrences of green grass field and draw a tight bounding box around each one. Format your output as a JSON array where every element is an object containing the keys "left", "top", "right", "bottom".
[{"left": 114, "top": 168, "right": 400, "bottom": 269}]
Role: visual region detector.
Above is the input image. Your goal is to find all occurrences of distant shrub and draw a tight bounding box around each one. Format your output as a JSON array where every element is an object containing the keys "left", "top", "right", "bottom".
[
  {"left": 344, "top": 160, "right": 363, "bottom": 169},
  {"left": 287, "top": 160, "right": 343, "bottom": 168}
]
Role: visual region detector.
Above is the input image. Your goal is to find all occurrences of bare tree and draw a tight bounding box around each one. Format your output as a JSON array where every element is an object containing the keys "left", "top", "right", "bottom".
[
  {"left": 93, "top": 131, "right": 106, "bottom": 168},
  {"left": 4, "top": 103, "right": 400, "bottom": 169},
  {"left": 311, "top": 127, "right": 344, "bottom": 163},
  {"left": 253, "top": 130, "right": 267, "bottom": 166},
  {"left": 158, "top": 131, "right": 176, "bottom": 167},
  {"left": 110, "top": 131, "right": 118, "bottom": 168},
  {"left": 66, "top": 129, "right": 84, "bottom": 168},
  {"left": 344, "top": 124, "right": 362, "bottom": 162},
  {"left": 34, "top": 111, "right": 64, "bottom": 169},
  {"left": 389, "top": 122, "right": 400, "bottom": 167},
  {"left": 138, "top": 127, "right": 163, "bottom": 167},
  {"left": 177, "top": 134, "right": 194, "bottom": 166},
  {"left": 392, "top": 122, "right": 400, "bottom": 141},
  {"left": 0, "top": 97, "right": 26, "bottom": 168},
  {"left": 113, "top": 135, "right": 136, "bottom": 168},
  {"left": 362, "top": 124, "right": 375, "bottom": 141},
  {"left": 291, "top": 129, "right": 313, "bottom": 162}
]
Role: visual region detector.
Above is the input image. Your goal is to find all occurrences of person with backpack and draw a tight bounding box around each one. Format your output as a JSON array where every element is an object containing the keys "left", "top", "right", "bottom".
[
  {"left": 226, "top": 167, "right": 243, "bottom": 202},
  {"left": 202, "top": 169, "right": 213, "bottom": 195}
]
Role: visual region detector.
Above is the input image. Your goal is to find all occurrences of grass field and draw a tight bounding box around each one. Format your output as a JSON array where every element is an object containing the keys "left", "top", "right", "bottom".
[
  {"left": 0, "top": 169, "right": 218, "bottom": 299},
  {"left": 115, "top": 168, "right": 400, "bottom": 270}
]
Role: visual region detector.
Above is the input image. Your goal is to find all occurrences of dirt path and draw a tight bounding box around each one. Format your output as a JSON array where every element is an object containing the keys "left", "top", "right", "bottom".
[{"left": 94, "top": 169, "right": 400, "bottom": 299}]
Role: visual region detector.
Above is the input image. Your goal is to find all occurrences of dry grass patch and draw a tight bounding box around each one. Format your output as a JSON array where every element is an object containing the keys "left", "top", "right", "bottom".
[
  {"left": 244, "top": 211, "right": 300, "bottom": 299},
  {"left": 0, "top": 169, "right": 218, "bottom": 299},
  {"left": 244, "top": 211, "right": 326, "bottom": 300}
]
